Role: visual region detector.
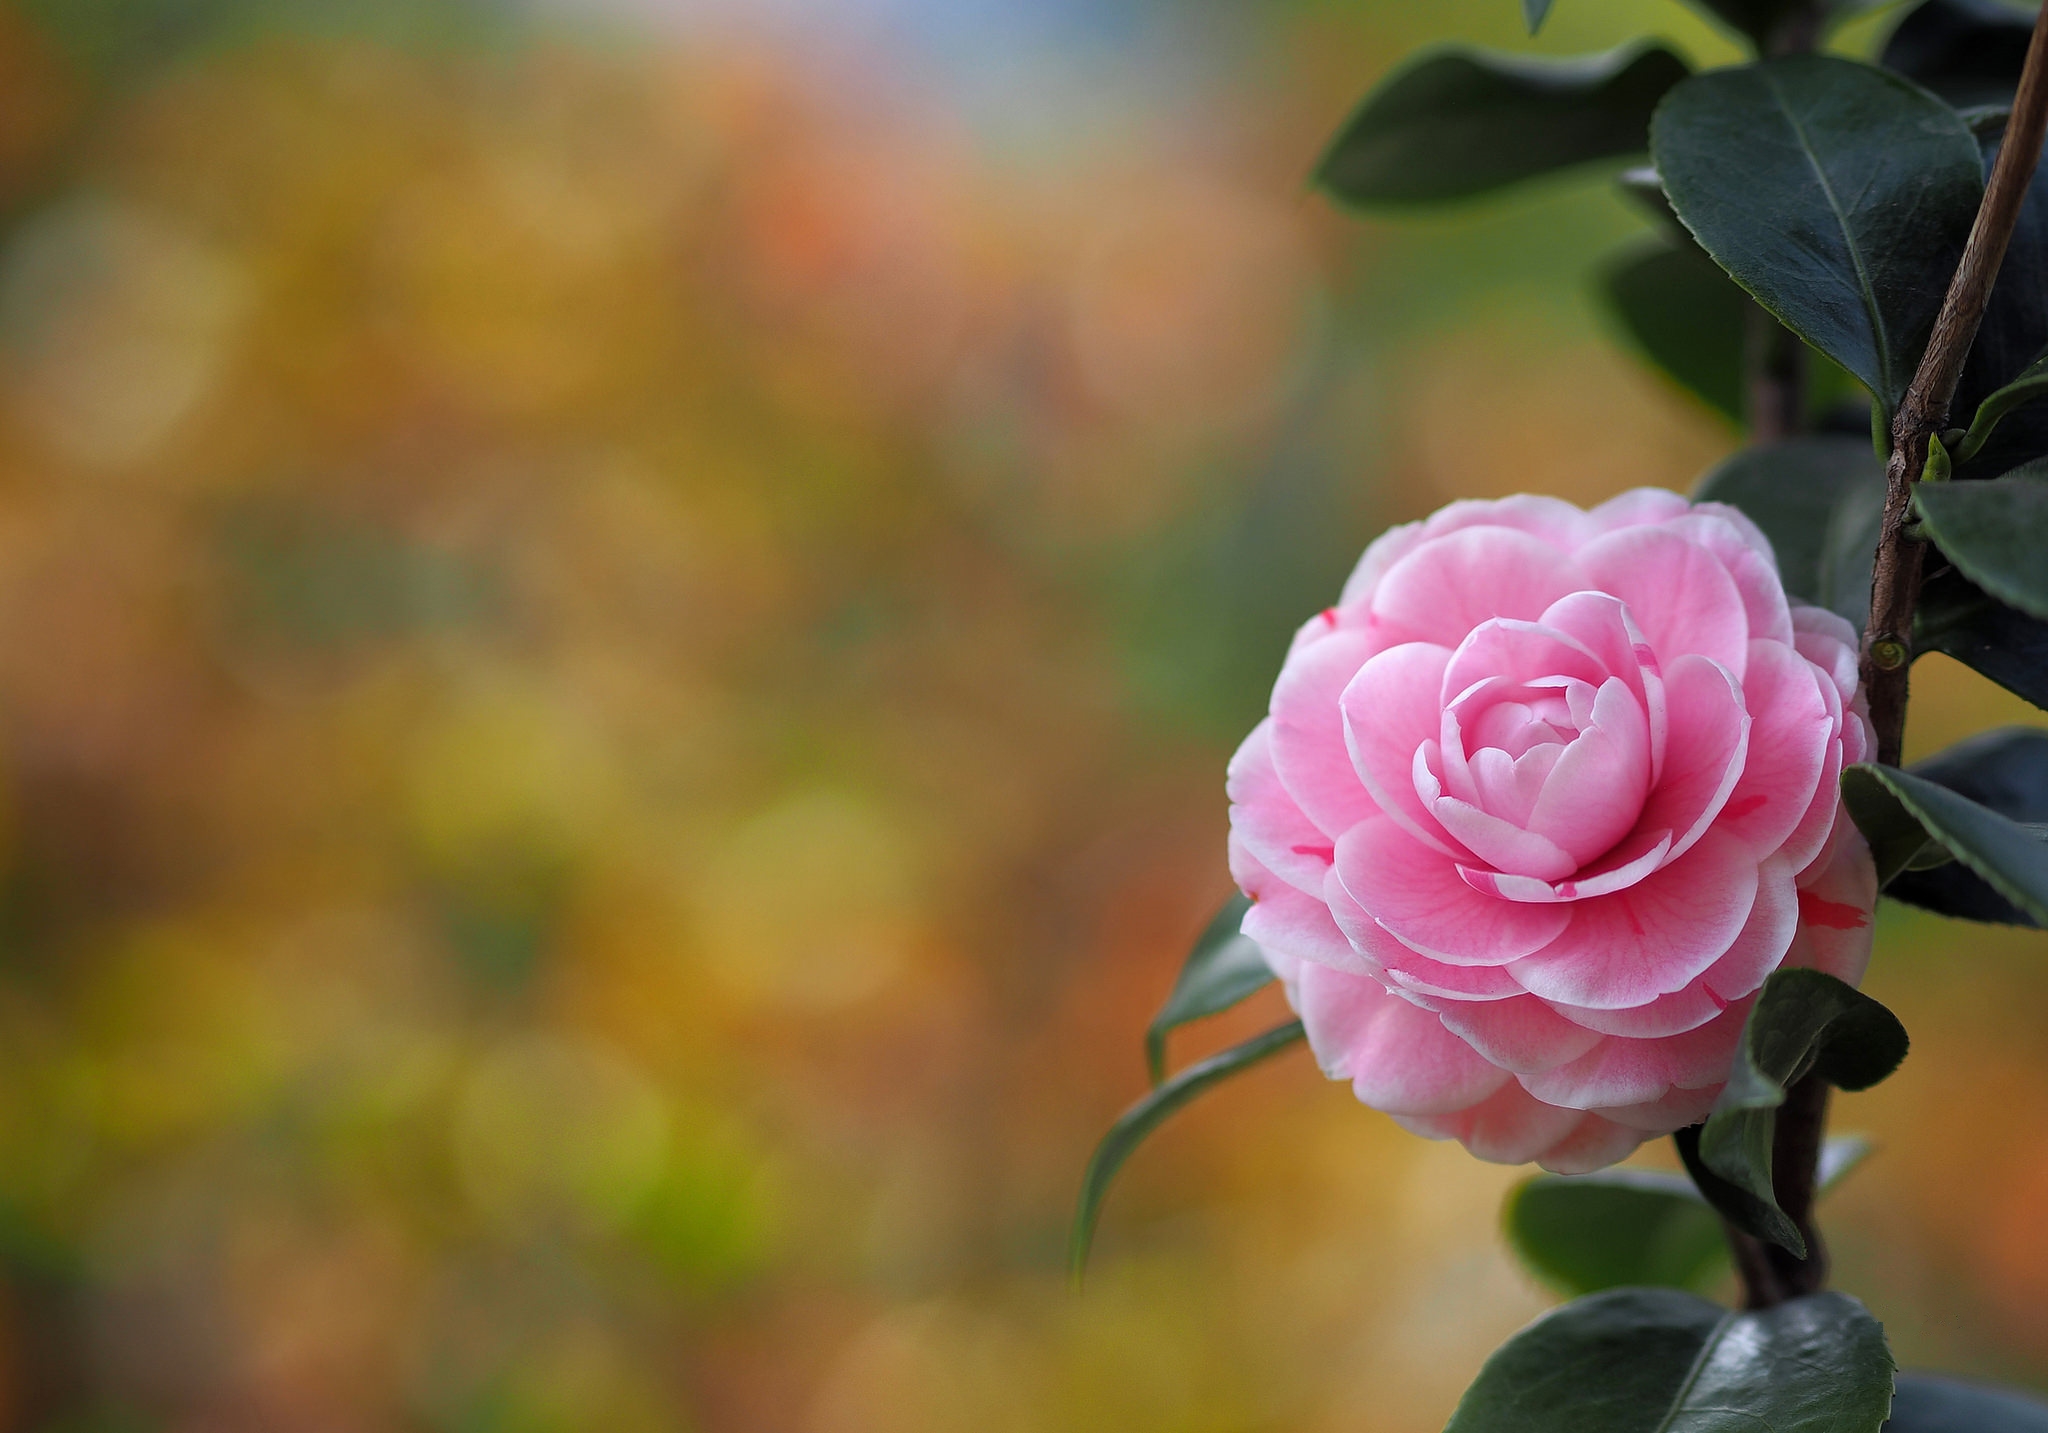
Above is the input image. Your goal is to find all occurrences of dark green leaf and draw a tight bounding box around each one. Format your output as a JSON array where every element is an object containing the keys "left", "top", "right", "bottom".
[
  {"left": 1842, "top": 763, "right": 2048, "bottom": 926},
  {"left": 1880, "top": 0, "right": 2036, "bottom": 111},
  {"left": 1601, "top": 234, "right": 1750, "bottom": 422},
  {"left": 1955, "top": 352, "right": 2048, "bottom": 461},
  {"left": 1888, "top": 1373, "right": 2048, "bottom": 1431},
  {"left": 1316, "top": 43, "right": 1688, "bottom": 208},
  {"left": 1523, "top": 0, "right": 1555, "bottom": 34},
  {"left": 1696, "top": 970, "right": 1909, "bottom": 1255},
  {"left": 1948, "top": 119, "right": 2048, "bottom": 479},
  {"left": 1504, "top": 1169, "right": 1727, "bottom": 1297},
  {"left": 1913, "top": 467, "right": 2048, "bottom": 620},
  {"left": 1844, "top": 765, "right": 1942, "bottom": 886},
  {"left": 1443, "top": 1286, "right": 1894, "bottom": 1433},
  {"left": 1069, "top": 1021, "right": 1303, "bottom": 1283},
  {"left": 1887, "top": 727, "right": 2048, "bottom": 925},
  {"left": 1916, "top": 566, "right": 2048, "bottom": 710},
  {"left": 1145, "top": 894, "right": 1272, "bottom": 1085},
  {"left": 1692, "top": 437, "right": 1885, "bottom": 607},
  {"left": 1652, "top": 56, "right": 1982, "bottom": 417}
]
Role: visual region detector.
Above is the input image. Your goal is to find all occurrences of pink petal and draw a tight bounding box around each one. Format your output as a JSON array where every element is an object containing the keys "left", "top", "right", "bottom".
[
  {"left": 1395, "top": 1080, "right": 1586, "bottom": 1166},
  {"left": 1271, "top": 628, "right": 1387, "bottom": 841},
  {"left": 1791, "top": 603, "right": 1861, "bottom": 702},
  {"left": 1462, "top": 830, "right": 1672, "bottom": 905},
  {"left": 1431, "top": 794, "right": 1580, "bottom": 881},
  {"left": 1669, "top": 510, "right": 1794, "bottom": 646},
  {"left": 1523, "top": 677, "right": 1652, "bottom": 866},
  {"left": 1718, "top": 640, "right": 1835, "bottom": 862},
  {"left": 1585, "top": 488, "right": 1694, "bottom": 533},
  {"left": 1537, "top": 1114, "right": 1652, "bottom": 1173},
  {"left": 1324, "top": 870, "right": 1526, "bottom": 999},
  {"left": 1538, "top": 591, "right": 1669, "bottom": 777},
  {"left": 1541, "top": 856, "right": 1797, "bottom": 1037},
  {"left": 1336, "top": 816, "right": 1571, "bottom": 967},
  {"left": 1297, "top": 962, "right": 1510, "bottom": 1117},
  {"left": 1440, "top": 619, "right": 1609, "bottom": 708},
  {"left": 1784, "top": 815, "right": 1877, "bottom": 987},
  {"left": 1519, "top": 1001, "right": 1749, "bottom": 1110},
  {"left": 1338, "top": 643, "right": 1464, "bottom": 856},
  {"left": 1576, "top": 525, "right": 1752, "bottom": 677},
  {"left": 1506, "top": 828, "right": 1761, "bottom": 1008},
  {"left": 1226, "top": 720, "right": 1336, "bottom": 896},
  {"left": 1436, "top": 994, "right": 1605, "bottom": 1075},
  {"left": 1633, "top": 654, "right": 1750, "bottom": 862},
  {"left": 1244, "top": 871, "right": 1375, "bottom": 974},
  {"left": 1340, "top": 496, "right": 1592, "bottom": 607},
  {"left": 1369, "top": 527, "right": 1589, "bottom": 650},
  {"left": 1598, "top": 1085, "right": 1721, "bottom": 1133}
]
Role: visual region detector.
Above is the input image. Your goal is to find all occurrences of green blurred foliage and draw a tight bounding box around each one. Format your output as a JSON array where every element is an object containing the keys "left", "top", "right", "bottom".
[{"left": 0, "top": 0, "right": 2035, "bottom": 1430}]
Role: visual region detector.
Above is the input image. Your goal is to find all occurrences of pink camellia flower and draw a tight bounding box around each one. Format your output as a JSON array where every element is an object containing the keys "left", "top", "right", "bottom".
[{"left": 1228, "top": 490, "right": 1877, "bottom": 1174}]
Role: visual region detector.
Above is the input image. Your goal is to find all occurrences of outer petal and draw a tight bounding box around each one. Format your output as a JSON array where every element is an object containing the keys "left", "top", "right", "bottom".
[
  {"left": 1339, "top": 496, "right": 1592, "bottom": 607},
  {"left": 1369, "top": 527, "right": 1589, "bottom": 651},
  {"left": 1226, "top": 720, "right": 1335, "bottom": 896},
  {"left": 1297, "top": 962, "right": 1511, "bottom": 1117},
  {"left": 1518, "top": 1000, "right": 1750, "bottom": 1111},
  {"left": 1336, "top": 816, "right": 1570, "bottom": 966},
  {"left": 1339, "top": 643, "right": 1464, "bottom": 856},
  {"left": 1541, "top": 856, "right": 1798, "bottom": 1037},
  {"left": 1536, "top": 1114, "right": 1652, "bottom": 1173},
  {"left": 1669, "top": 509, "right": 1795, "bottom": 645},
  {"left": 1576, "top": 525, "right": 1751, "bottom": 677},
  {"left": 1271, "top": 629, "right": 1387, "bottom": 840},
  {"left": 1717, "top": 639, "right": 1835, "bottom": 861},
  {"left": 1585, "top": 487, "right": 1694, "bottom": 532},
  {"left": 1394, "top": 1080, "right": 1587, "bottom": 1166},
  {"left": 1784, "top": 813, "right": 1877, "bottom": 987},
  {"left": 1435, "top": 994, "right": 1605, "bottom": 1075},
  {"left": 1507, "top": 828, "right": 1761, "bottom": 1008}
]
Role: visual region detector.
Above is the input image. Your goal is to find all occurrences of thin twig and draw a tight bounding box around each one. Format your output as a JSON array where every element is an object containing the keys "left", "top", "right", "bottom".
[{"left": 1864, "top": 2, "right": 2048, "bottom": 767}]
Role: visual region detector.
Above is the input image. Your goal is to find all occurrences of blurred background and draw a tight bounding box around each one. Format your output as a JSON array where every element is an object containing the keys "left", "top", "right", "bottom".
[{"left": 0, "top": 0, "right": 2041, "bottom": 1428}]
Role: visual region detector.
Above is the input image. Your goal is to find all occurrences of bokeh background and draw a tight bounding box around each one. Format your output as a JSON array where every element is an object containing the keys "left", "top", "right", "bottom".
[{"left": 0, "top": 0, "right": 2041, "bottom": 1428}]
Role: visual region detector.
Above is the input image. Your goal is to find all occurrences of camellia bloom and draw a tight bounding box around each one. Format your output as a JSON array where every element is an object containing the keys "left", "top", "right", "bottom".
[{"left": 1227, "top": 490, "right": 1877, "bottom": 1173}]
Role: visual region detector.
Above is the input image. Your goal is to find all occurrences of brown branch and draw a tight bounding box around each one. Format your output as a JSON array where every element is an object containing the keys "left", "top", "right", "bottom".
[{"left": 1864, "top": 2, "right": 2048, "bottom": 768}]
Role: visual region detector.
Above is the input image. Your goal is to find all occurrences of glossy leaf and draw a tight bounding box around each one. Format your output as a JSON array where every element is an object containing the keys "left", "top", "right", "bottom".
[
  {"left": 1917, "top": 566, "right": 2048, "bottom": 710},
  {"left": 1880, "top": 0, "right": 2036, "bottom": 111},
  {"left": 1316, "top": 43, "right": 1688, "bottom": 207},
  {"left": 1692, "top": 437, "right": 1885, "bottom": 608},
  {"left": 1069, "top": 1021, "right": 1303, "bottom": 1283},
  {"left": 1602, "top": 235, "right": 1749, "bottom": 422},
  {"left": 1695, "top": 970, "right": 1909, "bottom": 1255},
  {"left": 1950, "top": 119, "right": 2048, "bottom": 479},
  {"left": 1913, "top": 467, "right": 2048, "bottom": 620},
  {"left": 1653, "top": 56, "right": 1982, "bottom": 417},
  {"left": 1443, "top": 1286, "right": 1894, "bottom": 1433},
  {"left": 1888, "top": 1373, "right": 2048, "bottom": 1432},
  {"left": 1523, "top": 0, "right": 1555, "bottom": 34},
  {"left": 1843, "top": 765, "right": 1942, "bottom": 886},
  {"left": 1843, "top": 762, "right": 2048, "bottom": 926},
  {"left": 1955, "top": 352, "right": 2048, "bottom": 461},
  {"left": 1145, "top": 893, "right": 1271, "bottom": 1085},
  {"left": 1887, "top": 728, "right": 2048, "bottom": 925},
  {"left": 1504, "top": 1170, "right": 1727, "bottom": 1297}
]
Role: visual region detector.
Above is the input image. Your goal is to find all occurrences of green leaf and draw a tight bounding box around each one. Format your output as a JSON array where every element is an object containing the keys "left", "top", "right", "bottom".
[
  {"left": 1601, "top": 234, "right": 1749, "bottom": 422},
  {"left": 1887, "top": 727, "right": 2048, "bottom": 925},
  {"left": 1069, "top": 1021, "right": 1303, "bottom": 1283},
  {"left": 1955, "top": 352, "right": 2048, "bottom": 461},
  {"left": 1652, "top": 56, "right": 1983, "bottom": 418},
  {"left": 1145, "top": 894, "right": 1272, "bottom": 1085},
  {"left": 1913, "top": 466, "right": 2048, "bottom": 621},
  {"left": 1523, "top": 0, "right": 1555, "bottom": 34},
  {"left": 1917, "top": 566, "right": 2048, "bottom": 710},
  {"left": 1316, "top": 43, "right": 1689, "bottom": 208},
  {"left": 1694, "top": 970, "right": 1909, "bottom": 1256},
  {"left": 1443, "top": 1286, "right": 1894, "bottom": 1433},
  {"left": 1692, "top": 437, "right": 1886, "bottom": 608},
  {"left": 1842, "top": 762, "right": 2048, "bottom": 926},
  {"left": 1889, "top": 1373, "right": 2048, "bottom": 1432},
  {"left": 1843, "top": 765, "right": 1943, "bottom": 886},
  {"left": 1504, "top": 1170, "right": 1727, "bottom": 1298},
  {"left": 1881, "top": 0, "right": 2037, "bottom": 111}
]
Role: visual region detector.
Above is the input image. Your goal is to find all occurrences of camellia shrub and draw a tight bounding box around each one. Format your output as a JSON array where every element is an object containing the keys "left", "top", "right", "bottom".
[{"left": 1076, "top": 1, "right": 2048, "bottom": 1428}]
